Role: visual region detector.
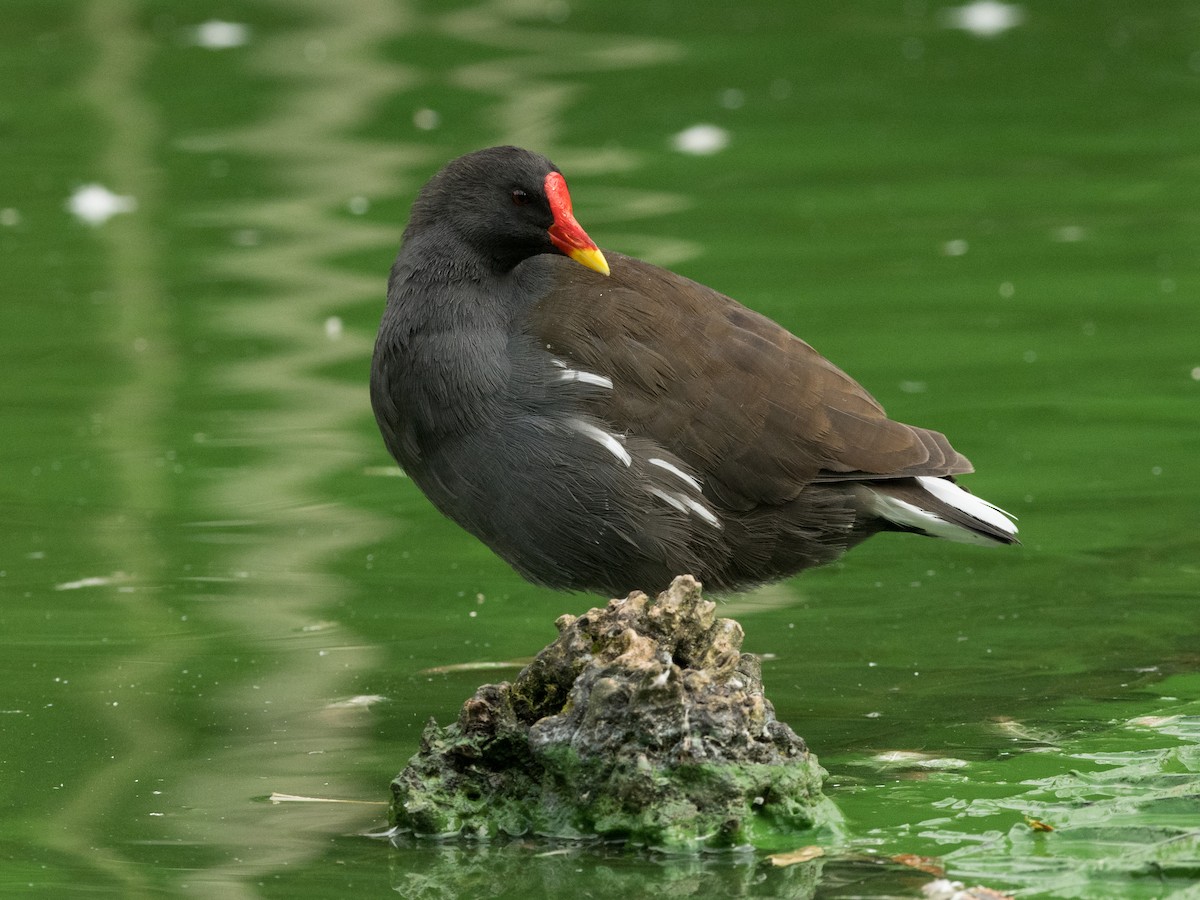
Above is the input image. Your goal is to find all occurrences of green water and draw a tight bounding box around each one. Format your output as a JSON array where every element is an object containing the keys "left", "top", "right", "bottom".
[{"left": 3, "top": 1, "right": 1199, "bottom": 896}]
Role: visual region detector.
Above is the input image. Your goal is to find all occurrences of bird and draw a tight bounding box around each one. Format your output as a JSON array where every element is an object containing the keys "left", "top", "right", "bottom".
[{"left": 370, "top": 146, "right": 1017, "bottom": 598}]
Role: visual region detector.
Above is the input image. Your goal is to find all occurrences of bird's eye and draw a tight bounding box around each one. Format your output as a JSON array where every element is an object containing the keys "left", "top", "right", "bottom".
[{"left": 510, "top": 189, "right": 529, "bottom": 207}]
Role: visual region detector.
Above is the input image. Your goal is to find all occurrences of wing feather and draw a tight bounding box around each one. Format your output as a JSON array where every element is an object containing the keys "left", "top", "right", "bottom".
[{"left": 526, "top": 251, "right": 972, "bottom": 507}]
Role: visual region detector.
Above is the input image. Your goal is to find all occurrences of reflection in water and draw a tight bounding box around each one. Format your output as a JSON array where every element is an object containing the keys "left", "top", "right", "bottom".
[
  {"left": 386, "top": 840, "right": 825, "bottom": 899},
  {"left": 44, "top": 0, "right": 186, "bottom": 892},
  {"left": 159, "top": 0, "right": 411, "bottom": 891},
  {"left": 60, "top": 0, "right": 698, "bottom": 892},
  {"left": 60, "top": 0, "right": 404, "bottom": 892}
]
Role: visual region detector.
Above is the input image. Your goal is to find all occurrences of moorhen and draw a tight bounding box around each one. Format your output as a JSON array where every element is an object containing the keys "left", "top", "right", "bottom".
[{"left": 370, "top": 146, "right": 1017, "bottom": 597}]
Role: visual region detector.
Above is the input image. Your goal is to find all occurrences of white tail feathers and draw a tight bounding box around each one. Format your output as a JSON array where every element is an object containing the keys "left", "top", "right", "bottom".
[{"left": 866, "top": 475, "right": 1018, "bottom": 546}]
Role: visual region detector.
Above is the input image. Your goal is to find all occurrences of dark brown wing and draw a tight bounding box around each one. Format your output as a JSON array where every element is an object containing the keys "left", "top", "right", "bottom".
[{"left": 528, "top": 251, "right": 972, "bottom": 508}]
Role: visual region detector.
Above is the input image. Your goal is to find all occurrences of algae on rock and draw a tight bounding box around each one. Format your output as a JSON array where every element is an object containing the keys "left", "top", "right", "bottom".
[{"left": 390, "top": 575, "right": 839, "bottom": 851}]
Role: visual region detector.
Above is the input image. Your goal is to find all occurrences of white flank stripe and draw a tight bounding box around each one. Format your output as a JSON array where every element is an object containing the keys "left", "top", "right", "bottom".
[
  {"left": 648, "top": 457, "right": 703, "bottom": 492},
  {"left": 681, "top": 496, "right": 722, "bottom": 529},
  {"left": 649, "top": 488, "right": 722, "bottom": 529},
  {"left": 649, "top": 487, "right": 688, "bottom": 514},
  {"left": 570, "top": 420, "right": 631, "bottom": 466},
  {"left": 552, "top": 358, "right": 612, "bottom": 389},
  {"left": 559, "top": 369, "right": 613, "bottom": 389},
  {"left": 916, "top": 475, "right": 1018, "bottom": 537}
]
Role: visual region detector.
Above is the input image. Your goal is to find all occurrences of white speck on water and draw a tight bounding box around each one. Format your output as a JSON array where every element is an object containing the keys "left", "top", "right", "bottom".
[
  {"left": 942, "top": 238, "right": 968, "bottom": 256},
  {"left": 1051, "top": 225, "right": 1085, "bottom": 242},
  {"left": 189, "top": 20, "right": 250, "bottom": 49},
  {"left": 1190, "top": 366, "right": 1200, "bottom": 381},
  {"left": 940, "top": 1, "right": 1026, "bottom": 38},
  {"left": 469, "top": 610, "right": 478, "bottom": 618},
  {"left": 67, "top": 184, "right": 137, "bottom": 226},
  {"left": 0, "top": 208, "right": 20, "bottom": 227},
  {"left": 999, "top": 281, "right": 1015, "bottom": 298},
  {"left": 865, "top": 711, "right": 882, "bottom": 718},
  {"left": 1023, "top": 349, "right": 1037, "bottom": 363},
  {"left": 232, "top": 229, "right": 259, "bottom": 247},
  {"left": 671, "top": 124, "right": 730, "bottom": 156},
  {"left": 347, "top": 196, "right": 370, "bottom": 215},
  {"left": 324, "top": 316, "right": 343, "bottom": 340},
  {"left": 413, "top": 108, "right": 440, "bottom": 131},
  {"left": 1160, "top": 278, "right": 1176, "bottom": 294},
  {"left": 1151, "top": 466, "right": 1163, "bottom": 476},
  {"left": 899, "top": 381, "right": 927, "bottom": 394},
  {"left": 719, "top": 88, "right": 745, "bottom": 110}
]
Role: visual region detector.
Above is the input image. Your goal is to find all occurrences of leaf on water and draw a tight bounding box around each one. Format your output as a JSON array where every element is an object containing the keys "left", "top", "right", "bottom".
[
  {"left": 867, "top": 750, "right": 969, "bottom": 771},
  {"left": 55, "top": 573, "right": 132, "bottom": 591},
  {"left": 418, "top": 660, "right": 530, "bottom": 675},
  {"left": 892, "top": 853, "right": 946, "bottom": 876},
  {"left": 363, "top": 466, "right": 407, "bottom": 477},
  {"left": 325, "top": 694, "right": 388, "bottom": 709},
  {"left": 766, "top": 845, "right": 824, "bottom": 866},
  {"left": 268, "top": 792, "right": 387, "bottom": 805},
  {"left": 991, "top": 716, "right": 1062, "bottom": 747},
  {"left": 1127, "top": 715, "right": 1180, "bottom": 728},
  {"left": 1024, "top": 816, "right": 1054, "bottom": 832}
]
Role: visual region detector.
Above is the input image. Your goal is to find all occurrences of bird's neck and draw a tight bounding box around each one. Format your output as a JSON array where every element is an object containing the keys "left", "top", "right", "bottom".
[
  {"left": 374, "top": 242, "right": 519, "bottom": 454},
  {"left": 394, "top": 230, "right": 515, "bottom": 285}
]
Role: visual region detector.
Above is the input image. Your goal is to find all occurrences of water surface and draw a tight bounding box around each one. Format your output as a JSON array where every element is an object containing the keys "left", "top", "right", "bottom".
[{"left": 3, "top": 1, "right": 1199, "bottom": 896}]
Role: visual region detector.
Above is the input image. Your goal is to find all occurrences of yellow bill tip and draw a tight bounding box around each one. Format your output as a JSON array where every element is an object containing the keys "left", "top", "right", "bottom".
[{"left": 569, "top": 246, "right": 610, "bottom": 277}]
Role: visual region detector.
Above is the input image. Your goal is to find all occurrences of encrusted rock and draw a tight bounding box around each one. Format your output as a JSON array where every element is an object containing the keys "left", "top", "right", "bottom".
[{"left": 390, "top": 575, "right": 839, "bottom": 851}]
